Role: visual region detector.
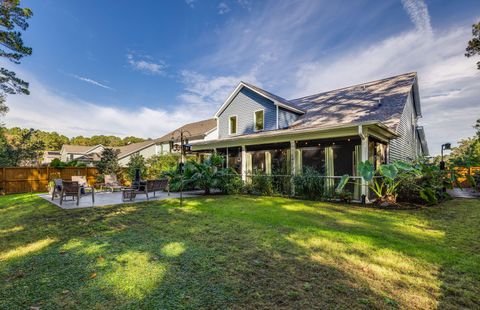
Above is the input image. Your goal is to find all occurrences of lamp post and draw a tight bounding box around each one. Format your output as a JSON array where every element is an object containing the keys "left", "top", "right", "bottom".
[
  {"left": 440, "top": 143, "right": 451, "bottom": 170},
  {"left": 169, "top": 129, "right": 192, "bottom": 206}
]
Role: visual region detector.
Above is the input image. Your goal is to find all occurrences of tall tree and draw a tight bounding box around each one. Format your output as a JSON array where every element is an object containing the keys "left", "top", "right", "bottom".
[
  {"left": 465, "top": 22, "right": 480, "bottom": 70},
  {"left": 0, "top": 0, "right": 33, "bottom": 115}
]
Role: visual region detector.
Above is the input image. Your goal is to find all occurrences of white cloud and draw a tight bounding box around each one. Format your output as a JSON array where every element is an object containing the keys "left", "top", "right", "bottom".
[
  {"left": 127, "top": 53, "right": 166, "bottom": 75},
  {"left": 401, "top": 0, "right": 433, "bottom": 34},
  {"left": 185, "top": 0, "right": 195, "bottom": 8},
  {"left": 69, "top": 74, "right": 114, "bottom": 90},
  {"left": 1, "top": 73, "right": 200, "bottom": 139},
  {"left": 178, "top": 69, "right": 261, "bottom": 114},
  {"left": 218, "top": 2, "right": 231, "bottom": 15}
]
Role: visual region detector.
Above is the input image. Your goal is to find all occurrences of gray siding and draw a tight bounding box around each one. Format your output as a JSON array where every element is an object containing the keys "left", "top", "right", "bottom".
[
  {"left": 278, "top": 107, "right": 299, "bottom": 129},
  {"left": 389, "top": 91, "right": 420, "bottom": 161},
  {"left": 218, "top": 87, "right": 277, "bottom": 139}
]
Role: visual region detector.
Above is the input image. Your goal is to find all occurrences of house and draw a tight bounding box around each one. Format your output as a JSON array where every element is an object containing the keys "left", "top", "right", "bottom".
[
  {"left": 59, "top": 144, "right": 105, "bottom": 166},
  {"left": 190, "top": 72, "right": 429, "bottom": 199},
  {"left": 40, "top": 150, "right": 61, "bottom": 165},
  {"left": 115, "top": 119, "right": 217, "bottom": 166}
]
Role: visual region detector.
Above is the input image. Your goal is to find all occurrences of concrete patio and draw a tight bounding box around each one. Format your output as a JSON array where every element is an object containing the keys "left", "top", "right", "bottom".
[{"left": 39, "top": 190, "right": 202, "bottom": 209}]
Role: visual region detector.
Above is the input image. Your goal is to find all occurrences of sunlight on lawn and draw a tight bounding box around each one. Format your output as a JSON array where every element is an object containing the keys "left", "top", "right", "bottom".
[
  {"left": 161, "top": 242, "right": 186, "bottom": 257},
  {"left": 0, "top": 225, "right": 24, "bottom": 234},
  {"left": 289, "top": 229, "right": 441, "bottom": 309},
  {"left": 0, "top": 237, "right": 57, "bottom": 261},
  {"left": 99, "top": 251, "right": 167, "bottom": 300}
]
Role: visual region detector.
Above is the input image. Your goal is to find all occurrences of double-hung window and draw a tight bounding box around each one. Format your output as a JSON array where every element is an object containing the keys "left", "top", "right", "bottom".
[
  {"left": 229, "top": 116, "right": 237, "bottom": 135},
  {"left": 254, "top": 110, "right": 264, "bottom": 131}
]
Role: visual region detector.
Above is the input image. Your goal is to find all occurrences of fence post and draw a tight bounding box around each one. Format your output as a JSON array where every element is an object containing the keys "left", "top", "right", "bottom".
[{"left": 2, "top": 167, "right": 5, "bottom": 195}]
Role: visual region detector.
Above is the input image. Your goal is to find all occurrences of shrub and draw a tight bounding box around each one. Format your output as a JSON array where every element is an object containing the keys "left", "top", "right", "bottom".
[
  {"left": 126, "top": 153, "right": 147, "bottom": 181},
  {"left": 250, "top": 171, "right": 274, "bottom": 196},
  {"left": 96, "top": 148, "right": 121, "bottom": 176},
  {"left": 397, "top": 158, "right": 451, "bottom": 205},
  {"left": 146, "top": 154, "right": 180, "bottom": 179},
  {"left": 217, "top": 169, "right": 242, "bottom": 194},
  {"left": 293, "top": 167, "right": 324, "bottom": 200}
]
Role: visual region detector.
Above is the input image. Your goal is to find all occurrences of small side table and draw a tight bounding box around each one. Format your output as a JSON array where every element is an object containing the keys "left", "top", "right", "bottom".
[{"left": 121, "top": 188, "right": 136, "bottom": 202}]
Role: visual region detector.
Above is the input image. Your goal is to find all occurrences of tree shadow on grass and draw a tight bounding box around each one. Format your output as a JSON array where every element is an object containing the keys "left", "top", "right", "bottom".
[{"left": 0, "top": 194, "right": 392, "bottom": 309}]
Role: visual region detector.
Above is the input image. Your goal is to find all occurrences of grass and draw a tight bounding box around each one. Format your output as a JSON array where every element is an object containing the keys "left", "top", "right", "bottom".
[{"left": 0, "top": 194, "right": 479, "bottom": 309}]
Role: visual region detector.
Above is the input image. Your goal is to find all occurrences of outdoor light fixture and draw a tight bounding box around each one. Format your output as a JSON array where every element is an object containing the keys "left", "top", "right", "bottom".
[{"left": 440, "top": 143, "right": 451, "bottom": 170}]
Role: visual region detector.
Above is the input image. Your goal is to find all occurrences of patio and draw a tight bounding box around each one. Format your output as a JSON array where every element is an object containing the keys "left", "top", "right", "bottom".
[{"left": 38, "top": 190, "right": 201, "bottom": 209}]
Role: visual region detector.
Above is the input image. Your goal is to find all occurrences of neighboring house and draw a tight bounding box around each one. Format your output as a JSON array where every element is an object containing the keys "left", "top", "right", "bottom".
[
  {"left": 191, "top": 72, "right": 429, "bottom": 199},
  {"left": 59, "top": 144, "right": 105, "bottom": 166},
  {"left": 116, "top": 119, "right": 217, "bottom": 166},
  {"left": 40, "top": 150, "right": 61, "bottom": 165}
]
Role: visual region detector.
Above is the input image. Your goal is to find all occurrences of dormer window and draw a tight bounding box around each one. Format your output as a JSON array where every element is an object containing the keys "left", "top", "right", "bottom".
[
  {"left": 254, "top": 110, "right": 264, "bottom": 131},
  {"left": 229, "top": 116, "right": 237, "bottom": 135}
]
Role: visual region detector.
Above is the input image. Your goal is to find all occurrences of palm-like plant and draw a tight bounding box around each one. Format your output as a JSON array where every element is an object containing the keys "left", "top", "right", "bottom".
[
  {"left": 186, "top": 154, "right": 225, "bottom": 194},
  {"left": 358, "top": 160, "right": 419, "bottom": 205}
]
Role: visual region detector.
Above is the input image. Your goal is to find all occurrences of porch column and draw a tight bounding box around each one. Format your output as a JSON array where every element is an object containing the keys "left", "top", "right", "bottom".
[
  {"left": 359, "top": 126, "right": 369, "bottom": 201},
  {"left": 241, "top": 145, "right": 247, "bottom": 182},
  {"left": 290, "top": 140, "right": 296, "bottom": 196}
]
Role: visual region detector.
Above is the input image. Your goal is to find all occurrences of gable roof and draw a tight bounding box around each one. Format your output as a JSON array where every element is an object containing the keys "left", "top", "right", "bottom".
[
  {"left": 61, "top": 144, "right": 98, "bottom": 154},
  {"left": 214, "top": 82, "right": 305, "bottom": 117},
  {"left": 288, "top": 72, "right": 419, "bottom": 133},
  {"left": 116, "top": 140, "right": 156, "bottom": 159},
  {"left": 156, "top": 118, "right": 217, "bottom": 143}
]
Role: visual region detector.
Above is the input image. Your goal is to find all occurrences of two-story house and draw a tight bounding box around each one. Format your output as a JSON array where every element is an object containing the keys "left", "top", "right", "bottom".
[{"left": 191, "top": 72, "right": 429, "bottom": 199}]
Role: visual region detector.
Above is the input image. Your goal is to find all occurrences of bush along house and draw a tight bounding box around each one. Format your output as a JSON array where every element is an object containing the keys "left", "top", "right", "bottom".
[{"left": 190, "top": 72, "right": 429, "bottom": 200}]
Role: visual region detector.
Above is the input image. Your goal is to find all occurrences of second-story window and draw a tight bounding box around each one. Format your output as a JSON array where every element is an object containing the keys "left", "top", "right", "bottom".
[
  {"left": 229, "top": 116, "right": 237, "bottom": 135},
  {"left": 254, "top": 110, "right": 264, "bottom": 131}
]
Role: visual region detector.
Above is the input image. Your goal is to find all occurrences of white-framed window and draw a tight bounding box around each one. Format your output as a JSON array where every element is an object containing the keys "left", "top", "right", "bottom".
[
  {"left": 254, "top": 109, "right": 264, "bottom": 131},
  {"left": 229, "top": 115, "right": 237, "bottom": 135}
]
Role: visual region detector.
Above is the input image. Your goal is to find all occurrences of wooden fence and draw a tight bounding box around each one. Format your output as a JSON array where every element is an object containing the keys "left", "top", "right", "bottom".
[{"left": 0, "top": 167, "right": 99, "bottom": 195}]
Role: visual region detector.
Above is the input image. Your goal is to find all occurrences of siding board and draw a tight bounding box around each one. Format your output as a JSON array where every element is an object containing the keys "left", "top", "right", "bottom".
[{"left": 218, "top": 87, "right": 277, "bottom": 139}]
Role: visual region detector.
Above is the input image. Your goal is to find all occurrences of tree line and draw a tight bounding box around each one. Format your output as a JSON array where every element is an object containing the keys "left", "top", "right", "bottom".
[{"left": 0, "top": 127, "right": 148, "bottom": 167}]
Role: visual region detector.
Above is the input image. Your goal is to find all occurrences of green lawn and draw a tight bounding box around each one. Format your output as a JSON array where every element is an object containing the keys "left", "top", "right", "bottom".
[{"left": 0, "top": 194, "right": 479, "bottom": 309}]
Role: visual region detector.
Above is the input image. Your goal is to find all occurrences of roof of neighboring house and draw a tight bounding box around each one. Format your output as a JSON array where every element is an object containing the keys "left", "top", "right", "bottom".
[
  {"left": 61, "top": 145, "right": 96, "bottom": 154},
  {"left": 116, "top": 140, "right": 156, "bottom": 159},
  {"left": 288, "top": 72, "right": 419, "bottom": 133},
  {"left": 156, "top": 118, "right": 217, "bottom": 143}
]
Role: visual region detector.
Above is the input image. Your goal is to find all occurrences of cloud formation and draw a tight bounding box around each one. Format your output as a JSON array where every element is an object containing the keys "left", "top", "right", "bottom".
[
  {"left": 401, "top": 0, "right": 433, "bottom": 34},
  {"left": 127, "top": 53, "right": 166, "bottom": 75},
  {"left": 69, "top": 74, "right": 114, "bottom": 90},
  {"left": 218, "top": 2, "right": 231, "bottom": 15}
]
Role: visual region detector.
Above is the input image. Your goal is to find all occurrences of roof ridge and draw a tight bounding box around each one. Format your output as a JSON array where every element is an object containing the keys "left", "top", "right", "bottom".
[{"left": 291, "top": 71, "right": 417, "bottom": 101}]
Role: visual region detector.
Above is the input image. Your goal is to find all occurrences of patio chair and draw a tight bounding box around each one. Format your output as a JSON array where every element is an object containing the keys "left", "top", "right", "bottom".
[
  {"left": 51, "top": 178, "right": 63, "bottom": 200},
  {"left": 103, "top": 174, "right": 122, "bottom": 192},
  {"left": 60, "top": 181, "right": 95, "bottom": 206}
]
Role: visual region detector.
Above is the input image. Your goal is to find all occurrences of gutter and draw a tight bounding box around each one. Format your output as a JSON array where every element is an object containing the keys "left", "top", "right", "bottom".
[{"left": 192, "top": 120, "right": 398, "bottom": 147}]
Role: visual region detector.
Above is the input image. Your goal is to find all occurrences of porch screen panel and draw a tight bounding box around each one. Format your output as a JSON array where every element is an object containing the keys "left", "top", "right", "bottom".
[
  {"left": 295, "top": 149, "right": 303, "bottom": 175},
  {"left": 265, "top": 151, "right": 272, "bottom": 175},
  {"left": 324, "top": 147, "right": 334, "bottom": 192},
  {"left": 353, "top": 145, "right": 362, "bottom": 200}
]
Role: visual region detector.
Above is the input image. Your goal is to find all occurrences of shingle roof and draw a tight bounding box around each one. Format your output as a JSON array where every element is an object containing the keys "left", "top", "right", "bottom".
[
  {"left": 241, "top": 82, "right": 305, "bottom": 114},
  {"left": 61, "top": 145, "right": 94, "bottom": 154},
  {"left": 116, "top": 140, "right": 156, "bottom": 158},
  {"left": 288, "top": 72, "right": 418, "bottom": 132},
  {"left": 156, "top": 118, "right": 217, "bottom": 143}
]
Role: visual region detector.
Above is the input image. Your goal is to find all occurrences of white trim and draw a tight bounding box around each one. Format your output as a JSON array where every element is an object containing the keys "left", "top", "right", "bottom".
[
  {"left": 228, "top": 115, "right": 238, "bottom": 135},
  {"left": 276, "top": 106, "right": 279, "bottom": 129},
  {"left": 253, "top": 109, "right": 265, "bottom": 132},
  {"left": 214, "top": 82, "right": 304, "bottom": 118}
]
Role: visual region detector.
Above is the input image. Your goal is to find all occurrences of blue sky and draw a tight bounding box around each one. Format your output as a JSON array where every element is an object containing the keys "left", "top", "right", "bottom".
[{"left": 1, "top": 0, "right": 479, "bottom": 154}]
